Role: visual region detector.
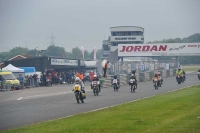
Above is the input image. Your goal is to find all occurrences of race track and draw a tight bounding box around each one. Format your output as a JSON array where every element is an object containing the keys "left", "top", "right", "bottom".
[{"left": 0, "top": 72, "right": 199, "bottom": 131}]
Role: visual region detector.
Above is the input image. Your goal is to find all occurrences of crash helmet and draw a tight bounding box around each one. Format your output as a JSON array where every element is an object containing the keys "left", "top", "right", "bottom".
[
  {"left": 131, "top": 74, "right": 135, "bottom": 78},
  {"left": 93, "top": 75, "right": 97, "bottom": 79},
  {"left": 114, "top": 75, "right": 117, "bottom": 79},
  {"left": 75, "top": 77, "right": 80, "bottom": 82}
]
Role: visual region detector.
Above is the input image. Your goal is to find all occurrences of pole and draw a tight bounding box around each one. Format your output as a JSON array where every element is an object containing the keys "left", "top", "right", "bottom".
[{"left": 0, "top": 58, "right": 1, "bottom": 70}]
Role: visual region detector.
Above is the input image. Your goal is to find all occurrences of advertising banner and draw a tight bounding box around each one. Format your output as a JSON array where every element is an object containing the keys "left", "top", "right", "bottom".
[
  {"left": 118, "top": 43, "right": 200, "bottom": 57},
  {"left": 51, "top": 58, "right": 78, "bottom": 66}
]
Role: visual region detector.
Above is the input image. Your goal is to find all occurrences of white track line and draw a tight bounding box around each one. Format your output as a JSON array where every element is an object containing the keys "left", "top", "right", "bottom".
[{"left": 17, "top": 90, "right": 93, "bottom": 100}]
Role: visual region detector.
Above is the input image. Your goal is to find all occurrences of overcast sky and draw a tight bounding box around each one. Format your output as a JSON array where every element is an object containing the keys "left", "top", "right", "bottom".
[{"left": 0, "top": 0, "right": 200, "bottom": 52}]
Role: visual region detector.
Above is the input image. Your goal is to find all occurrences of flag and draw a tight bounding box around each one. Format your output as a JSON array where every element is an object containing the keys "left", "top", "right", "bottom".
[
  {"left": 94, "top": 46, "right": 96, "bottom": 60},
  {"left": 80, "top": 46, "right": 85, "bottom": 59}
]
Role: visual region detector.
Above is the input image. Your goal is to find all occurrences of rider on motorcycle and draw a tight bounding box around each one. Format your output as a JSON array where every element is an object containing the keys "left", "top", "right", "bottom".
[
  {"left": 92, "top": 75, "right": 101, "bottom": 92},
  {"left": 111, "top": 75, "right": 120, "bottom": 87},
  {"left": 129, "top": 74, "right": 137, "bottom": 88},
  {"left": 182, "top": 69, "right": 186, "bottom": 81},
  {"left": 157, "top": 72, "right": 163, "bottom": 85},
  {"left": 152, "top": 74, "right": 160, "bottom": 86},
  {"left": 73, "top": 77, "right": 85, "bottom": 93},
  {"left": 176, "top": 67, "right": 183, "bottom": 81}
]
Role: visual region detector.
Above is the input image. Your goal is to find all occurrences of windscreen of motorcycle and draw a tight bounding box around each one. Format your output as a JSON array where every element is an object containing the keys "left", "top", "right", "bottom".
[
  {"left": 92, "top": 81, "right": 97, "bottom": 86},
  {"left": 113, "top": 79, "right": 117, "bottom": 84},
  {"left": 130, "top": 79, "right": 135, "bottom": 83},
  {"left": 74, "top": 84, "right": 81, "bottom": 91}
]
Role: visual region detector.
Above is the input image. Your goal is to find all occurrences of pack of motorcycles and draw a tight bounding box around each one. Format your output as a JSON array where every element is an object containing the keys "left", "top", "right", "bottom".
[{"left": 74, "top": 71, "right": 200, "bottom": 104}]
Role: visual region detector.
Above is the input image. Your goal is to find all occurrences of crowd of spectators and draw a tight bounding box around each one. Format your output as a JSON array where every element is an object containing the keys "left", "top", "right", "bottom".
[{"left": 21, "top": 69, "right": 94, "bottom": 87}]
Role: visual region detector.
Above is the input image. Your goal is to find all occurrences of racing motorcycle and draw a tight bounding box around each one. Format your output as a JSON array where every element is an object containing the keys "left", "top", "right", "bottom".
[
  {"left": 176, "top": 74, "right": 182, "bottom": 84},
  {"left": 160, "top": 75, "right": 163, "bottom": 86},
  {"left": 129, "top": 78, "right": 137, "bottom": 92},
  {"left": 197, "top": 72, "right": 200, "bottom": 80},
  {"left": 153, "top": 78, "right": 158, "bottom": 90},
  {"left": 73, "top": 84, "right": 85, "bottom": 103},
  {"left": 46, "top": 77, "right": 52, "bottom": 87},
  {"left": 92, "top": 80, "right": 99, "bottom": 96},
  {"left": 112, "top": 78, "right": 119, "bottom": 91}
]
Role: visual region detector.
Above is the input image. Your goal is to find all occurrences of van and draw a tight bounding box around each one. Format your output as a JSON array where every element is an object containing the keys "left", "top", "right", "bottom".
[{"left": 0, "top": 70, "right": 21, "bottom": 89}]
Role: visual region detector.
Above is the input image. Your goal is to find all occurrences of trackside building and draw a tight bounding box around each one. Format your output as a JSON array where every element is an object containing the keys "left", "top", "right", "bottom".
[{"left": 102, "top": 26, "right": 144, "bottom": 60}]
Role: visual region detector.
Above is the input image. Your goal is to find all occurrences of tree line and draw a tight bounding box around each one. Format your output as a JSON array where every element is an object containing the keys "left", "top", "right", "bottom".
[{"left": 0, "top": 45, "right": 103, "bottom": 61}]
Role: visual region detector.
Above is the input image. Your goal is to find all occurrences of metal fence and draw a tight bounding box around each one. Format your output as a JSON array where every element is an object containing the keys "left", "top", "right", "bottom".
[
  {"left": 0, "top": 78, "right": 39, "bottom": 92},
  {"left": 109, "top": 60, "right": 179, "bottom": 75}
]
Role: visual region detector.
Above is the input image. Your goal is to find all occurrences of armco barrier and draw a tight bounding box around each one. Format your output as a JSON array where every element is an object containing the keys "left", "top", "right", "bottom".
[
  {"left": 102, "top": 69, "right": 176, "bottom": 88},
  {"left": 139, "top": 72, "right": 145, "bottom": 82},
  {"left": 170, "top": 69, "right": 174, "bottom": 76},
  {"left": 166, "top": 70, "right": 170, "bottom": 77},
  {"left": 119, "top": 74, "right": 127, "bottom": 85},
  {"left": 102, "top": 75, "right": 112, "bottom": 88}
]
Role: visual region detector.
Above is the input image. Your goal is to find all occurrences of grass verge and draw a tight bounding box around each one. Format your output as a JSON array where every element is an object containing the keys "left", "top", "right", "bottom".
[
  {"left": 182, "top": 65, "right": 199, "bottom": 71},
  {"left": 2, "top": 85, "right": 200, "bottom": 133}
]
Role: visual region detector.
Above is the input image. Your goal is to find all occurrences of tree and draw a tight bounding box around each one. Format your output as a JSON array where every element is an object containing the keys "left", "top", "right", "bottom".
[
  {"left": 43, "top": 45, "right": 67, "bottom": 57},
  {"left": 96, "top": 49, "right": 103, "bottom": 60},
  {"left": 67, "top": 47, "right": 82, "bottom": 59}
]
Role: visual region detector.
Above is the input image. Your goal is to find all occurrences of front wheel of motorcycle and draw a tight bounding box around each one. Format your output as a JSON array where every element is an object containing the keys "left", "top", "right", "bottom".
[
  {"left": 76, "top": 94, "right": 79, "bottom": 104},
  {"left": 81, "top": 99, "right": 84, "bottom": 103},
  {"left": 93, "top": 89, "right": 96, "bottom": 96}
]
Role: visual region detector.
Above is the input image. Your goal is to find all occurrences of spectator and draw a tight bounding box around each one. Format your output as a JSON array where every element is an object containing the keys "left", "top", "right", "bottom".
[
  {"left": 18, "top": 74, "right": 24, "bottom": 86},
  {"left": 103, "top": 61, "right": 109, "bottom": 77}
]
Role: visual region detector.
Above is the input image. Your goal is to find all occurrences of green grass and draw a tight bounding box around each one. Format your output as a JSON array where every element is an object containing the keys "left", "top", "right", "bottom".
[
  {"left": 2, "top": 85, "right": 200, "bottom": 133},
  {"left": 183, "top": 67, "right": 199, "bottom": 71},
  {"left": 182, "top": 65, "right": 199, "bottom": 71}
]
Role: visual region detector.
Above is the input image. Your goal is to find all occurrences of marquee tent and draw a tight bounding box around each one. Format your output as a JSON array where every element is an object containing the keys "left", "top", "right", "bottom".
[{"left": 2, "top": 64, "right": 24, "bottom": 72}]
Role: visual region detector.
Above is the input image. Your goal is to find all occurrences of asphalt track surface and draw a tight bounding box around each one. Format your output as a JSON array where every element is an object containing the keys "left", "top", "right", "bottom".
[{"left": 0, "top": 72, "right": 199, "bottom": 131}]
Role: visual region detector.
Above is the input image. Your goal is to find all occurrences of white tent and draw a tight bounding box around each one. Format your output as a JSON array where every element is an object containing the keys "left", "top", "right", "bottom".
[{"left": 2, "top": 64, "right": 24, "bottom": 72}]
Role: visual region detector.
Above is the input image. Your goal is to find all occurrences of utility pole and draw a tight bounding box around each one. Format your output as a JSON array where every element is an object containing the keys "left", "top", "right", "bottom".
[{"left": 48, "top": 33, "right": 56, "bottom": 45}]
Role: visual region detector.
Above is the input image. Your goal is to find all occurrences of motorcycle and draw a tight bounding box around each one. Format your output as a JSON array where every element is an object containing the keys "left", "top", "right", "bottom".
[
  {"left": 160, "top": 76, "right": 163, "bottom": 86},
  {"left": 153, "top": 79, "right": 158, "bottom": 89},
  {"left": 129, "top": 78, "right": 137, "bottom": 92},
  {"left": 92, "top": 80, "right": 99, "bottom": 96},
  {"left": 197, "top": 72, "right": 200, "bottom": 80},
  {"left": 112, "top": 78, "right": 119, "bottom": 91},
  {"left": 176, "top": 75, "right": 182, "bottom": 84},
  {"left": 73, "top": 84, "right": 85, "bottom": 103},
  {"left": 182, "top": 75, "right": 185, "bottom": 83},
  {"left": 46, "top": 78, "right": 52, "bottom": 87},
  {"left": 59, "top": 77, "right": 63, "bottom": 84}
]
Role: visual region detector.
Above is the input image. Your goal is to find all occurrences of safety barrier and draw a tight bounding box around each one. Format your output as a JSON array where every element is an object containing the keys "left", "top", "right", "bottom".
[
  {"left": 102, "top": 68, "right": 177, "bottom": 88},
  {"left": 0, "top": 78, "right": 39, "bottom": 92}
]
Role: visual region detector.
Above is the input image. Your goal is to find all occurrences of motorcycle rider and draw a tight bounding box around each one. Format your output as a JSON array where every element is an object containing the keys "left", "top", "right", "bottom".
[
  {"left": 157, "top": 72, "right": 163, "bottom": 86},
  {"left": 176, "top": 67, "right": 183, "bottom": 81},
  {"left": 129, "top": 74, "right": 137, "bottom": 89},
  {"left": 73, "top": 77, "right": 85, "bottom": 94},
  {"left": 111, "top": 75, "right": 120, "bottom": 87},
  {"left": 152, "top": 74, "right": 160, "bottom": 86},
  {"left": 197, "top": 69, "right": 200, "bottom": 79},
  {"left": 182, "top": 69, "right": 186, "bottom": 81},
  {"left": 91, "top": 75, "right": 101, "bottom": 92}
]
